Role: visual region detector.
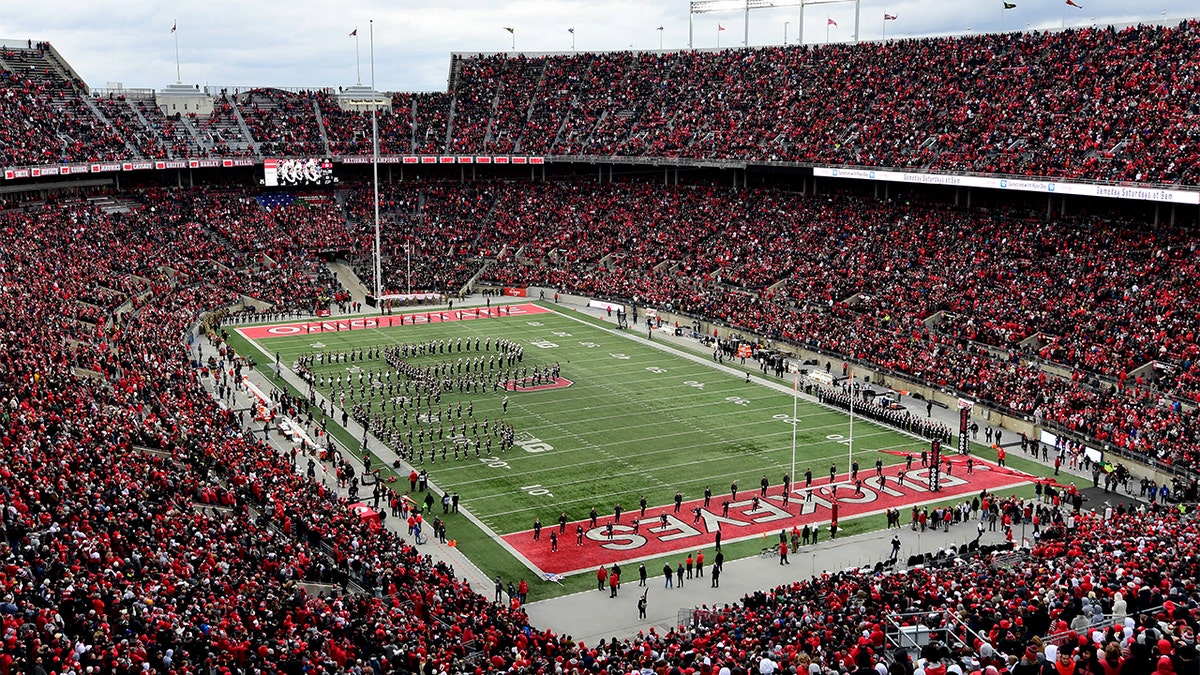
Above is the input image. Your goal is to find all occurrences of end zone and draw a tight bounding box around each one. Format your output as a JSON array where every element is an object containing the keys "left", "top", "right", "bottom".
[
  {"left": 503, "top": 458, "right": 1033, "bottom": 576},
  {"left": 235, "top": 303, "right": 552, "bottom": 339}
]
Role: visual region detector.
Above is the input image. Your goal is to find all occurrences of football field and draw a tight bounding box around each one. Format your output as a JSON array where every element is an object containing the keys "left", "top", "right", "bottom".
[{"left": 233, "top": 303, "right": 1030, "bottom": 578}]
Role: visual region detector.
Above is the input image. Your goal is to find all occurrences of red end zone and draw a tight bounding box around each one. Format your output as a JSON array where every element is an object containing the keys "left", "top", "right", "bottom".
[
  {"left": 505, "top": 460, "right": 1032, "bottom": 576},
  {"left": 236, "top": 304, "right": 551, "bottom": 340}
]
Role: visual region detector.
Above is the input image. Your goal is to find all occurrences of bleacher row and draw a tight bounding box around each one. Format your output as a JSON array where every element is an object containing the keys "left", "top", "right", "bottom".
[
  {"left": 3, "top": 20, "right": 1200, "bottom": 184},
  {"left": 2, "top": 188, "right": 1200, "bottom": 675}
]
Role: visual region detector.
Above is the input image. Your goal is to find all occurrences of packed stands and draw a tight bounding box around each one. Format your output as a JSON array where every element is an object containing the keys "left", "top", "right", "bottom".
[
  {"left": 193, "top": 92, "right": 258, "bottom": 156},
  {"left": 344, "top": 182, "right": 501, "bottom": 295},
  {"left": 456, "top": 181, "right": 1200, "bottom": 469},
  {"left": 2, "top": 20, "right": 1200, "bottom": 675},
  {"left": 3, "top": 22, "right": 1200, "bottom": 186},
  {"left": 238, "top": 88, "right": 329, "bottom": 157}
]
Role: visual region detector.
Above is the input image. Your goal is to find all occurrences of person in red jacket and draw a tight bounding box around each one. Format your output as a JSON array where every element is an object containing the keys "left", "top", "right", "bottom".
[
  {"left": 596, "top": 565, "right": 608, "bottom": 591},
  {"left": 609, "top": 571, "right": 620, "bottom": 597}
]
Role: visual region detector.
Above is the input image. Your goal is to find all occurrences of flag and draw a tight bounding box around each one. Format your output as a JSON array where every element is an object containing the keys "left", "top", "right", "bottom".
[
  {"left": 884, "top": 13, "right": 898, "bottom": 20},
  {"left": 827, "top": 18, "right": 838, "bottom": 26},
  {"left": 170, "top": 21, "right": 176, "bottom": 33},
  {"left": 718, "top": 24, "right": 726, "bottom": 31},
  {"left": 568, "top": 27, "right": 575, "bottom": 34},
  {"left": 1003, "top": 2, "right": 1016, "bottom": 8},
  {"left": 656, "top": 26, "right": 664, "bottom": 31},
  {"left": 348, "top": 28, "right": 357, "bottom": 37},
  {"left": 1065, "top": 0, "right": 1082, "bottom": 7},
  {"left": 503, "top": 26, "right": 514, "bottom": 34}
]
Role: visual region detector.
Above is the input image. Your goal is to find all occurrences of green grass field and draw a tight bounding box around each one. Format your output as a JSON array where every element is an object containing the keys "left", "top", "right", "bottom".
[{"left": 226, "top": 302, "right": 1053, "bottom": 598}]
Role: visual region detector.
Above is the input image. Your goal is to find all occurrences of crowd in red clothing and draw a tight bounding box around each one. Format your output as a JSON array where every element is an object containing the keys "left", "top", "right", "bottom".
[
  {"left": 0, "top": 194, "right": 542, "bottom": 675},
  {"left": 444, "top": 22, "right": 1200, "bottom": 184},
  {"left": 0, "top": 182, "right": 1199, "bottom": 675},
  {"left": 14, "top": 178, "right": 1187, "bottom": 475},
  {"left": 238, "top": 89, "right": 328, "bottom": 158},
  {"left": 4, "top": 22, "right": 1200, "bottom": 185},
  {"left": 0, "top": 18, "right": 1199, "bottom": 675},
  {"left": 452, "top": 180, "right": 1199, "bottom": 468},
  {"left": 568, "top": 505, "right": 1200, "bottom": 675}
]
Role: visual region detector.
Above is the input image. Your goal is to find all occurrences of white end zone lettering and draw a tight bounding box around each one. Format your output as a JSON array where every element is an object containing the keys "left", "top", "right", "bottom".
[
  {"left": 585, "top": 526, "right": 647, "bottom": 550},
  {"left": 646, "top": 514, "right": 702, "bottom": 542}
]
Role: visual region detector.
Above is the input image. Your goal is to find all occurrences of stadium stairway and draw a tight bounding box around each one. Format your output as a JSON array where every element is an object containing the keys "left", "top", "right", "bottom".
[{"left": 326, "top": 260, "right": 371, "bottom": 303}]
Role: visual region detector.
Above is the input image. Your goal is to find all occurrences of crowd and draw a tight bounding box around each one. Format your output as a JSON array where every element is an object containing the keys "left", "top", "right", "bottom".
[
  {"left": 0, "top": 18, "right": 1199, "bottom": 675},
  {"left": 19, "top": 177, "right": 1185, "bottom": 476},
  {"left": 4, "top": 22, "right": 1200, "bottom": 185},
  {"left": 343, "top": 182, "right": 505, "bottom": 295},
  {"left": 0, "top": 174, "right": 1198, "bottom": 675},
  {"left": 0, "top": 44, "right": 128, "bottom": 166},
  {"left": 0, "top": 193, "right": 545, "bottom": 675},
  {"left": 237, "top": 88, "right": 328, "bottom": 158},
  {"left": 463, "top": 180, "right": 1200, "bottom": 469}
]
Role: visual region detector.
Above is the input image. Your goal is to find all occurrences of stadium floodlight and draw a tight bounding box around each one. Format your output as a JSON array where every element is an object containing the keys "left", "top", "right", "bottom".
[{"left": 688, "top": 0, "right": 861, "bottom": 48}]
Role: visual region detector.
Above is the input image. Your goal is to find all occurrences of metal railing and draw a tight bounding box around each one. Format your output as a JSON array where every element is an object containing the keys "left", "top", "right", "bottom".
[
  {"left": 90, "top": 88, "right": 156, "bottom": 99},
  {"left": 1042, "top": 605, "right": 1162, "bottom": 647},
  {"left": 885, "top": 610, "right": 992, "bottom": 656}
]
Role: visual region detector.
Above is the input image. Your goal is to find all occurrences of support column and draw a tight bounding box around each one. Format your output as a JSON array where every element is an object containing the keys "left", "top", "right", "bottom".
[
  {"left": 799, "top": 1, "right": 805, "bottom": 46},
  {"left": 745, "top": 1, "right": 750, "bottom": 46}
]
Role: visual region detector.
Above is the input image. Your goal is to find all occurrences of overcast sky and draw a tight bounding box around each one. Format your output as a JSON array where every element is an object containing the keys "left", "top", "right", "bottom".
[{"left": 1, "top": 0, "right": 1196, "bottom": 92}]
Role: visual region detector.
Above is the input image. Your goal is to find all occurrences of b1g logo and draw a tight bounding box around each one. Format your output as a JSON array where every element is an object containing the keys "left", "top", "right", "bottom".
[{"left": 513, "top": 431, "right": 554, "bottom": 453}]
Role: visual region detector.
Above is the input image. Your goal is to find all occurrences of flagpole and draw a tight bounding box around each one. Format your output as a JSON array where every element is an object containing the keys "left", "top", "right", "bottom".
[
  {"left": 355, "top": 31, "right": 362, "bottom": 86},
  {"left": 848, "top": 370, "right": 854, "bottom": 478},
  {"left": 791, "top": 374, "right": 798, "bottom": 491},
  {"left": 826, "top": 17, "right": 830, "bottom": 44},
  {"left": 173, "top": 21, "right": 181, "bottom": 84},
  {"left": 370, "top": 19, "right": 381, "bottom": 302}
]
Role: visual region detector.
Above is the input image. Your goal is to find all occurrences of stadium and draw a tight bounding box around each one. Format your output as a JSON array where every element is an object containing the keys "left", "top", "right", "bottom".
[{"left": 1, "top": 3, "right": 1200, "bottom": 675}]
